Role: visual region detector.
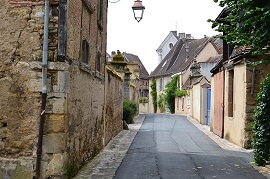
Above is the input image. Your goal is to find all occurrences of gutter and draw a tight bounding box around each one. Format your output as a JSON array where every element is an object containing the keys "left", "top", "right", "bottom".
[{"left": 34, "top": 0, "right": 49, "bottom": 178}]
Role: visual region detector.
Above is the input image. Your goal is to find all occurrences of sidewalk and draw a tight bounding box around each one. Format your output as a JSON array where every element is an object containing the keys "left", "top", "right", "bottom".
[
  {"left": 74, "top": 114, "right": 270, "bottom": 179},
  {"left": 73, "top": 114, "right": 145, "bottom": 179}
]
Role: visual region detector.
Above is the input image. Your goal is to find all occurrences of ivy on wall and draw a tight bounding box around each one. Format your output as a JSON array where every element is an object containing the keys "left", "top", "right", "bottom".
[
  {"left": 157, "top": 93, "right": 166, "bottom": 113},
  {"left": 165, "top": 75, "right": 187, "bottom": 113},
  {"left": 252, "top": 73, "right": 270, "bottom": 166},
  {"left": 150, "top": 79, "right": 157, "bottom": 113}
]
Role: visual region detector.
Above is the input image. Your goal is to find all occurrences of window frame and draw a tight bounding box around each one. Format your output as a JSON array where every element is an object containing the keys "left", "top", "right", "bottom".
[{"left": 82, "top": 39, "right": 90, "bottom": 64}]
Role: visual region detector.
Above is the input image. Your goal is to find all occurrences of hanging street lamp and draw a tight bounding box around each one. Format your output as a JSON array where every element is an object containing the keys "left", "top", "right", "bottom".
[{"left": 132, "top": 0, "right": 145, "bottom": 22}]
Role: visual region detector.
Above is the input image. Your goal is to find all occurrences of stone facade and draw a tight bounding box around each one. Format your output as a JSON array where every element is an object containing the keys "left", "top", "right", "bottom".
[
  {"left": 104, "top": 66, "right": 123, "bottom": 146},
  {"left": 0, "top": 0, "right": 124, "bottom": 178}
]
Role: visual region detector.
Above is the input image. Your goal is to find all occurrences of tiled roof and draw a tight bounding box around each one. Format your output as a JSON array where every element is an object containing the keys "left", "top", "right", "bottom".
[
  {"left": 122, "top": 52, "right": 149, "bottom": 79},
  {"left": 150, "top": 37, "right": 212, "bottom": 78},
  {"left": 150, "top": 39, "right": 185, "bottom": 77},
  {"left": 182, "top": 76, "right": 209, "bottom": 89},
  {"left": 167, "top": 37, "right": 210, "bottom": 74},
  {"left": 210, "top": 37, "right": 223, "bottom": 54},
  {"left": 206, "top": 54, "right": 223, "bottom": 63}
]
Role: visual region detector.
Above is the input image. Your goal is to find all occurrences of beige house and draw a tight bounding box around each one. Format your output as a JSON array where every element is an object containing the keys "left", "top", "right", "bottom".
[
  {"left": 210, "top": 8, "right": 270, "bottom": 148},
  {"left": 220, "top": 47, "right": 270, "bottom": 148}
]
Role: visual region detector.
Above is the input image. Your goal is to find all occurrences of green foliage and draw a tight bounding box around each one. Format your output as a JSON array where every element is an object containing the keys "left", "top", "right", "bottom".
[
  {"left": 209, "top": 0, "right": 270, "bottom": 64},
  {"left": 139, "top": 96, "right": 148, "bottom": 106},
  {"left": 157, "top": 93, "right": 166, "bottom": 113},
  {"left": 150, "top": 79, "right": 157, "bottom": 113},
  {"left": 165, "top": 75, "right": 180, "bottom": 113},
  {"left": 175, "top": 90, "right": 188, "bottom": 97},
  {"left": 123, "top": 99, "right": 138, "bottom": 124},
  {"left": 252, "top": 73, "right": 270, "bottom": 166},
  {"left": 64, "top": 159, "right": 79, "bottom": 179}
]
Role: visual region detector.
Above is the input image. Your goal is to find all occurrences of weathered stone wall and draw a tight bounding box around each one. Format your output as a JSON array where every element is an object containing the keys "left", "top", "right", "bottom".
[
  {"left": 66, "top": 64, "right": 105, "bottom": 167},
  {"left": 243, "top": 59, "right": 270, "bottom": 148},
  {"left": 0, "top": 0, "right": 59, "bottom": 178},
  {"left": 130, "top": 84, "right": 138, "bottom": 103},
  {"left": 104, "top": 67, "right": 123, "bottom": 145},
  {"left": 64, "top": 0, "right": 109, "bottom": 173},
  {"left": 67, "top": 0, "right": 107, "bottom": 74},
  {"left": 0, "top": 0, "right": 111, "bottom": 178}
]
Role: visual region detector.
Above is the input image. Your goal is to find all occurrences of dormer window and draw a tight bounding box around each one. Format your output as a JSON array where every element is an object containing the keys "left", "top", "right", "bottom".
[
  {"left": 169, "top": 43, "right": 174, "bottom": 49},
  {"left": 162, "top": 60, "right": 167, "bottom": 67}
]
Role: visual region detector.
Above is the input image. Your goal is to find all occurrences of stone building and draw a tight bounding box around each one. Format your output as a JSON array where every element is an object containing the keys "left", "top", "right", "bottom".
[{"left": 0, "top": 0, "right": 123, "bottom": 178}]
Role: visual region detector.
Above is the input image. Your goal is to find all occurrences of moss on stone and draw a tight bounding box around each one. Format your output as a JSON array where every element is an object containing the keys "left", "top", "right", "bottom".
[
  {"left": 110, "top": 50, "right": 127, "bottom": 66},
  {"left": 106, "top": 66, "right": 123, "bottom": 80},
  {"left": 13, "top": 165, "right": 33, "bottom": 179}
]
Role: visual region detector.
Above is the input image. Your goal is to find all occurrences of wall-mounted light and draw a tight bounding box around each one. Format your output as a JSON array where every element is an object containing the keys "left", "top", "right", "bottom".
[{"left": 132, "top": 0, "right": 145, "bottom": 22}]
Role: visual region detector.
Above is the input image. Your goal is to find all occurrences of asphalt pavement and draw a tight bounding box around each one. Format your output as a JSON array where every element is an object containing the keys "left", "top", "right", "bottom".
[{"left": 74, "top": 114, "right": 270, "bottom": 179}]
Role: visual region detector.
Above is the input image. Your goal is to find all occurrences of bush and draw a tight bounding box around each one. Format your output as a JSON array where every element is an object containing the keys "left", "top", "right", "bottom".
[
  {"left": 175, "top": 90, "right": 188, "bottom": 97},
  {"left": 139, "top": 96, "right": 148, "bottom": 106},
  {"left": 123, "top": 99, "right": 138, "bottom": 124},
  {"left": 252, "top": 73, "right": 270, "bottom": 166}
]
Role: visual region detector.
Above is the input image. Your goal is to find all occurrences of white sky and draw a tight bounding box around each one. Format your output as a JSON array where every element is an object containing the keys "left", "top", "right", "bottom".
[{"left": 107, "top": 0, "right": 223, "bottom": 74}]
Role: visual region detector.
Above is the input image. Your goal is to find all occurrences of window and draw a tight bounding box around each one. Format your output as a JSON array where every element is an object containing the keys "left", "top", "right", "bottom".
[
  {"left": 187, "top": 96, "right": 190, "bottom": 109},
  {"left": 182, "top": 97, "right": 184, "bottom": 111},
  {"left": 169, "top": 43, "right": 174, "bottom": 49},
  {"left": 96, "top": 50, "right": 102, "bottom": 72},
  {"left": 228, "top": 70, "right": 234, "bottom": 117},
  {"left": 82, "top": 39, "right": 89, "bottom": 64},
  {"left": 98, "top": 0, "right": 103, "bottom": 28}
]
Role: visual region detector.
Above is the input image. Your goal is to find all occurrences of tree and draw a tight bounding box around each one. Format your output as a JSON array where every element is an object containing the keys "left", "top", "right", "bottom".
[{"left": 209, "top": 0, "right": 270, "bottom": 64}]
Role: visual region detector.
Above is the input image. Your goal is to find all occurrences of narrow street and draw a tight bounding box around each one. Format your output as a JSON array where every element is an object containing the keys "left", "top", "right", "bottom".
[{"left": 113, "top": 114, "right": 266, "bottom": 179}]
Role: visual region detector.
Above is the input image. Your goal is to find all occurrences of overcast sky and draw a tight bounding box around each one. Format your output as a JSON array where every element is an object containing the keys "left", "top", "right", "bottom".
[{"left": 107, "top": 0, "right": 223, "bottom": 74}]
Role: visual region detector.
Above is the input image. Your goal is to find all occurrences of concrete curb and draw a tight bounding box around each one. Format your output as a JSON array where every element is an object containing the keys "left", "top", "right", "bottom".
[{"left": 73, "top": 114, "right": 145, "bottom": 179}]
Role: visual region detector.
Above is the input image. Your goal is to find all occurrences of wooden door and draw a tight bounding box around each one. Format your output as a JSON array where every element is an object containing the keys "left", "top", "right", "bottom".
[{"left": 213, "top": 71, "right": 224, "bottom": 137}]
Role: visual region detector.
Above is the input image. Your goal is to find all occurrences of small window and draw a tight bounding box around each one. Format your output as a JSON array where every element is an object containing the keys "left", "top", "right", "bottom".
[
  {"left": 96, "top": 50, "right": 102, "bottom": 72},
  {"left": 98, "top": 0, "right": 103, "bottom": 29},
  {"left": 228, "top": 70, "right": 234, "bottom": 117},
  {"left": 82, "top": 39, "right": 89, "bottom": 64},
  {"left": 169, "top": 43, "right": 174, "bottom": 49}
]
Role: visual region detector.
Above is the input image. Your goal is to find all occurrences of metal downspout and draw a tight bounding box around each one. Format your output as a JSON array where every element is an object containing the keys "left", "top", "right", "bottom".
[
  {"left": 251, "top": 67, "right": 256, "bottom": 95},
  {"left": 34, "top": 0, "right": 49, "bottom": 178}
]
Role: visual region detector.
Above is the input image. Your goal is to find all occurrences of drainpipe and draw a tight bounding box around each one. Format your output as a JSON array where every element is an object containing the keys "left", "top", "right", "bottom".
[
  {"left": 245, "top": 59, "right": 256, "bottom": 95},
  {"left": 251, "top": 67, "right": 256, "bottom": 95},
  {"left": 34, "top": 0, "right": 49, "bottom": 178}
]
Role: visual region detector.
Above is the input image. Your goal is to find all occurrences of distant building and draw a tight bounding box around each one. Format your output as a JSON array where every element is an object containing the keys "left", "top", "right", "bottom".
[{"left": 156, "top": 31, "right": 180, "bottom": 64}]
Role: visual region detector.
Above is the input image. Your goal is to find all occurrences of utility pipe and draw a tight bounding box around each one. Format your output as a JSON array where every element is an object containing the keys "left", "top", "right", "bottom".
[
  {"left": 34, "top": 0, "right": 49, "bottom": 178},
  {"left": 251, "top": 67, "right": 256, "bottom": 95}
]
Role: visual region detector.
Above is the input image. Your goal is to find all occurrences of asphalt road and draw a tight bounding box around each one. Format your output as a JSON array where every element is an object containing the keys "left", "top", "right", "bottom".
[{"left": 113, "top": 114, "right": 266, "bottom": 179}]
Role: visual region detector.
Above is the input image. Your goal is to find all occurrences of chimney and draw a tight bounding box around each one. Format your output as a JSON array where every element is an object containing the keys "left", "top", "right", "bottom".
[
  {"left": 111, "top": 51, "right": 116, "bottom": 57},
  {"left": 171, "top": 30, "right": 177, "bottom": 36},
  {"left": 186, "top": 34, "right": 192, "bottom": 39},
  {"left": 178, "top": 33, "right": 185, "bottom": 39}
]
